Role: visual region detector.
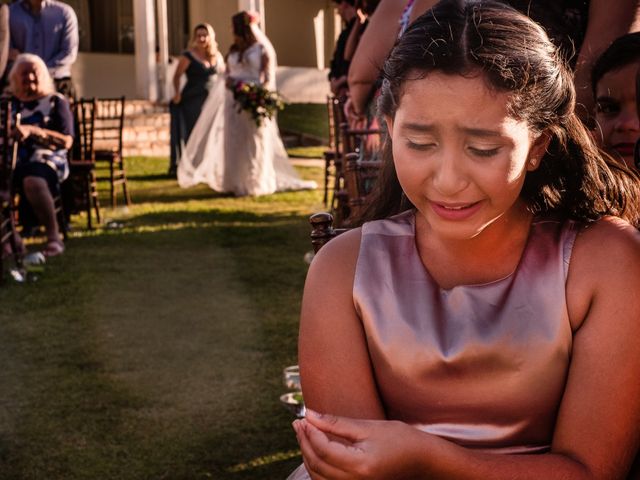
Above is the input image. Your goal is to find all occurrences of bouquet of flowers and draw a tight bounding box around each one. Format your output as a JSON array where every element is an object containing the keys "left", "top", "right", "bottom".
[{"left": 231, "top": 80, "right": 284, "bottom": 127}]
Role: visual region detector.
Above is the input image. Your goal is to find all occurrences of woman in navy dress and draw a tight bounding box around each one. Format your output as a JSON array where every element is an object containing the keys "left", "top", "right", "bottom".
[{"left": 169, "top": 23, "right": 223, "bottom": 176}]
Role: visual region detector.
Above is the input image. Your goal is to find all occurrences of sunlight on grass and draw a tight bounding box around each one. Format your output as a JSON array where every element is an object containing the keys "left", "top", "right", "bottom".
[
  {"left": 287, "top": 146, "right": 326, "bottom": 158},
  {"left": 226, "top": 449, "right": 301, "bottom": 473}
]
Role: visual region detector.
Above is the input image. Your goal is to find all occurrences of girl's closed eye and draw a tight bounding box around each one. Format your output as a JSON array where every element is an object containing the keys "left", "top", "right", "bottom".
[
  {"left": 468, "top": 145, "right": 501, "bottom": 157},
  {"left": 406, "top": 138, "right": 436, "bottom": 150}
]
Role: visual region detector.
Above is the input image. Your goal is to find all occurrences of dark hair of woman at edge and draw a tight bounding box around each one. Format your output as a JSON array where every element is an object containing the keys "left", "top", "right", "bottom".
[{"left": 358, "top": 0, "right": 640, "bottom": 228}]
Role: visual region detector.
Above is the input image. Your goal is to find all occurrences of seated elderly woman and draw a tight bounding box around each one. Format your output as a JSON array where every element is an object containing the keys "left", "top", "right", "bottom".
[{"left": 9, "top": 53, "right": 74, "bottom": 257}]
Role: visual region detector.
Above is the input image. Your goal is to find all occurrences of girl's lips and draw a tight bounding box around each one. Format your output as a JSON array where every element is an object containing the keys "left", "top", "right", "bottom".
[
  {"left": 429, "top": 200, "right": 482, "bottom": 221},
  {"left": 613, "top": 143, "right": 636, "bottom": 157}
]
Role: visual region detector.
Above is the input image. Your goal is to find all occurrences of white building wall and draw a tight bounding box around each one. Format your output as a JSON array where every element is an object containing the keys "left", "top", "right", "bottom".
[{"left": 72, "top": 0, "right": 337, "bottom": 101}]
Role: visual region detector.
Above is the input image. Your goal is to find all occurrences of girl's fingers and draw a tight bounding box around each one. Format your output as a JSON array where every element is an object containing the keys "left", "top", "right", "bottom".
[
  {"left": 303, "top": 419, "right": 364, "bottom": 476},
  {"left": 294, "top": 420, "right": 350, "bottom": 480},
  {"left": 305, "top": 409, "right": 367, "bottom": 444}
]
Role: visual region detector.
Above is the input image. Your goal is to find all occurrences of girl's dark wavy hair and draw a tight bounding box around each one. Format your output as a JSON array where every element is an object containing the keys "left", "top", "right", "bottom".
[{"left": 360, "top": 0, "right": 640, "bottom": 226}]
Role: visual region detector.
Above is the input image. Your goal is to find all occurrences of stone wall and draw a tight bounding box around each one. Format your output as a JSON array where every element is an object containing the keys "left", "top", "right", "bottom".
[{"left": 121, "top": 101, "right": 170, "bottom": 158}]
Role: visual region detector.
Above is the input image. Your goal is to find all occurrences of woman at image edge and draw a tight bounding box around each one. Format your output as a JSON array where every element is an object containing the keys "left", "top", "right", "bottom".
[
  {"left": 289, "top": 1, "right": 640, "bottom": 478},
  {"left": 177, "top": 11, "right": 316, "bottom": 196}
]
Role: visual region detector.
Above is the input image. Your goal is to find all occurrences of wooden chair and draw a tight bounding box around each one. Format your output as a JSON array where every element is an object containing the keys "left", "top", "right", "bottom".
[
  {"left": 0, "top": 100, "right": 24, "bottom": 282},
  {"left": 94, "top": 96, "right": 131, "bottom": 208},
  {"left": 331, "top": 124, "right": 383, "bottom": 227},
  {"left": 343, "top": 152, "right": 382, "bottom": 225},
  {"left": 68, "top": 97, "right": 101, "bottom": 229},
  {"left": 309, "top": 212, "right": 347, "bottom": 253},
  {"left": 323, "top": 96, "right": 346, "bottom": 206}
]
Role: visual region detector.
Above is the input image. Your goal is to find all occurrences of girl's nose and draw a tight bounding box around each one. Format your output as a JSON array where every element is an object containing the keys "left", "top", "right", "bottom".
[{"left": 432, "top": 151, "right": 469, "bottom": 196}]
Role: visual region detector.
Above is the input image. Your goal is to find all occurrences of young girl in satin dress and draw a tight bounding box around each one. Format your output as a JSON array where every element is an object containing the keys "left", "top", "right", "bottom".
[{"left": 289, "top": 1, "right": 640, "bottom": 478}]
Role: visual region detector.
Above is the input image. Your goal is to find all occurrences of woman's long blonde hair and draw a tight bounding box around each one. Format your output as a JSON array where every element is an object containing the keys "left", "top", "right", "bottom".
[{"left": 190, "top": 23, "right": 218, "bottom": 63}]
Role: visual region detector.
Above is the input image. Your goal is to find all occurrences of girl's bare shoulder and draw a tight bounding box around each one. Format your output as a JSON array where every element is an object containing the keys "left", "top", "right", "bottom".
[
  {"left": 567, "top": 216, "right": 640, "bottom": 330},
  {"left": 573, "top": 216, "right": 640, "bottom": 264},
  {"left": 307, "top": 227, "right": 363, "bottom": 281}
]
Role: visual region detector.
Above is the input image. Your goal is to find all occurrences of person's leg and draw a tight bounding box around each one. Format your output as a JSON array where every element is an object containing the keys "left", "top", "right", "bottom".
[{"left": 22, "top": 176, "right": 61, "bottom": 246}]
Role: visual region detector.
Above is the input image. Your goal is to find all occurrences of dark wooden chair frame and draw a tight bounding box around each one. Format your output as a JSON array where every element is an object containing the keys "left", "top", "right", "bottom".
[
  {"left": 323, "top": 96, "right": 346, "bottom": 207},
  {"left": 331, "top": 123, "right": 383, "bottom": 227},
  {"left": 0, "top": 100, "right": 23, "bottom": 282},
  {"left": 68, "top": 97, "right": 101, "bottom": 230},
  {"left": 94, "top": 96, "right": 131, "bottom": 208}
]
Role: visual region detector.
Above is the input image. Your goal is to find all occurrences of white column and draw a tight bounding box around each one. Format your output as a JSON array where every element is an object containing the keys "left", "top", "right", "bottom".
[
  {"left": 133, "top": 0, "right": 158, "bottom": 101},
  {"left": 156, "top": 0, "right": 169, "bottom": 101},
  {"left": 313, "top": 10, "right": 325, "bottom": 70}
]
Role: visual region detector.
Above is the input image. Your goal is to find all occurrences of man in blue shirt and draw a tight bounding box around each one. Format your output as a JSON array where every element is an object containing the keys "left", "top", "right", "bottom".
[{"left": 9, "top": 0, "right": 78, "bottom": 98}]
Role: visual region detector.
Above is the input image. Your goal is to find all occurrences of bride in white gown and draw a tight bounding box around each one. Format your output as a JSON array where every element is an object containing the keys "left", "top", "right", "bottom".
[{"left": 177, "top": 11, "right": 317, "bottom": 196}]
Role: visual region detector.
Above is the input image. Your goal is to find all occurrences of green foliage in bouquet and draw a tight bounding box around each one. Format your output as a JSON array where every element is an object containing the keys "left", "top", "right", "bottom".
[{"left": 231, "top": 80, "right": 284, "bottom": 127}]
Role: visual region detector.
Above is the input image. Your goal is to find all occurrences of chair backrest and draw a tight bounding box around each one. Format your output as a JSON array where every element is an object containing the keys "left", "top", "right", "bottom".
[
  {"left": 326, "top": 95, "right": 336, "bottom": 151},
  {"left": 344, "top": 152, "right": 382, "bottom": 224},
  {"left": 309, "top": 212, "right": 347, "bottom": 253},
  {"left": 72, "top": 97, "right": 96, "bottom": 163},
  {"left": 94, "top": 96, "right": 125, "bottom": 153},
  {"left": 339, "top": 125, "right": 382, "bottom": 160},
  {"left": 327, "top": 96, "right": 345, "bottom": 153},
  {"left": 333, "top": 126, "right": 383, "bottom": 227}
]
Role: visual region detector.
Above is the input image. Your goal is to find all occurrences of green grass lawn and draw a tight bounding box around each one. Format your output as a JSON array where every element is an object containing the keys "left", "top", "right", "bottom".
[
  {"left": 278, "top": 103, "right": 329, "bottom": 143},
  {"left": 0, "top": 157, "right": 325, "bottom": 479}
]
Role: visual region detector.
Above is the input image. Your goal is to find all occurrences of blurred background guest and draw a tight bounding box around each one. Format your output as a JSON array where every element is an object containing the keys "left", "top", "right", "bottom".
[
  {"left": 591, "top": 32, "right": 640, "bottom": 170},
  {"left": 343, "top": 0, "right": 380, "bottom": 64},
  {"left": 345, "top": 0, "right": 640, "bottom": 129},
  {"left": 328, "top": 0, "right": 357, "bottom": 100},
  {"left": 0, "top": 4, "right": 8, "bottom": 83},
  {"left": 168, "top": 23, "right": 223, "bottom": 177},
  {"left": 9, "top": 53, "right": 73, "bottom": 257},
  {"left": 8, "top": 0, "right": 79, "bottom": 99}
]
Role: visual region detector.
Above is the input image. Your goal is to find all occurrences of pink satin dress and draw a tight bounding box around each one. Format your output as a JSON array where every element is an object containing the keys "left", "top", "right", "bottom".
[{"left": 289, "top": 210, "right": 580, "bottom": 479}]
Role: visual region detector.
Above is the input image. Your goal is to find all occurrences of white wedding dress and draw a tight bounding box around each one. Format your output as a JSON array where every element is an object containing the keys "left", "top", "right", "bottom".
[{"left": 177, "top": 42, "right": 316, "bottom": 196}]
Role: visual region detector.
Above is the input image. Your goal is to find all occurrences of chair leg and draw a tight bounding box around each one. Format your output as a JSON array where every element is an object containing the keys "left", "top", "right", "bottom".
[
  {"left": 56, "top": 203, "right": 68, "bottom": 241},
  {"left": 117, "top": 156, "right": 131, "bottom": 206},
  {"left": 323, "top": 160, "right": 329, "bottom": 206},
  {"left": 91, "top": 172, "right": 101, "bottom": 227},
  {"left": 8, "top": 221, "right": 23, "bottom": 272},
  {"left": 86, "top": 174, "right": 92, "bottom": 230},
  {"left": 122, "top": 169, "right": 131, "bottom": 207},
  {"left": 53, "top": 190, "right": 68, "bottom": 241},
  {"left": 110, "top": 160, "right": 116, "bottom": 208}
]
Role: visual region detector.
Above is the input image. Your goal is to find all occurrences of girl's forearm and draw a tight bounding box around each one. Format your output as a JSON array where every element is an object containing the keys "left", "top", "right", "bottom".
[{"left": 413, "top": 433, "right": 594, "bottom": 480}]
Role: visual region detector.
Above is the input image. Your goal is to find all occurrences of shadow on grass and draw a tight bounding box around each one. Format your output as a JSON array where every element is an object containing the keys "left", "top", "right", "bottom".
[
  {"left": 127, "top": 173, "right": 174, "bottom": 181},
  {"left": 79, "top": 208, "right": 311, "bottom": 235},
  {"left": 0, "top": 157, "right": 319, "bottom": 479}
]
